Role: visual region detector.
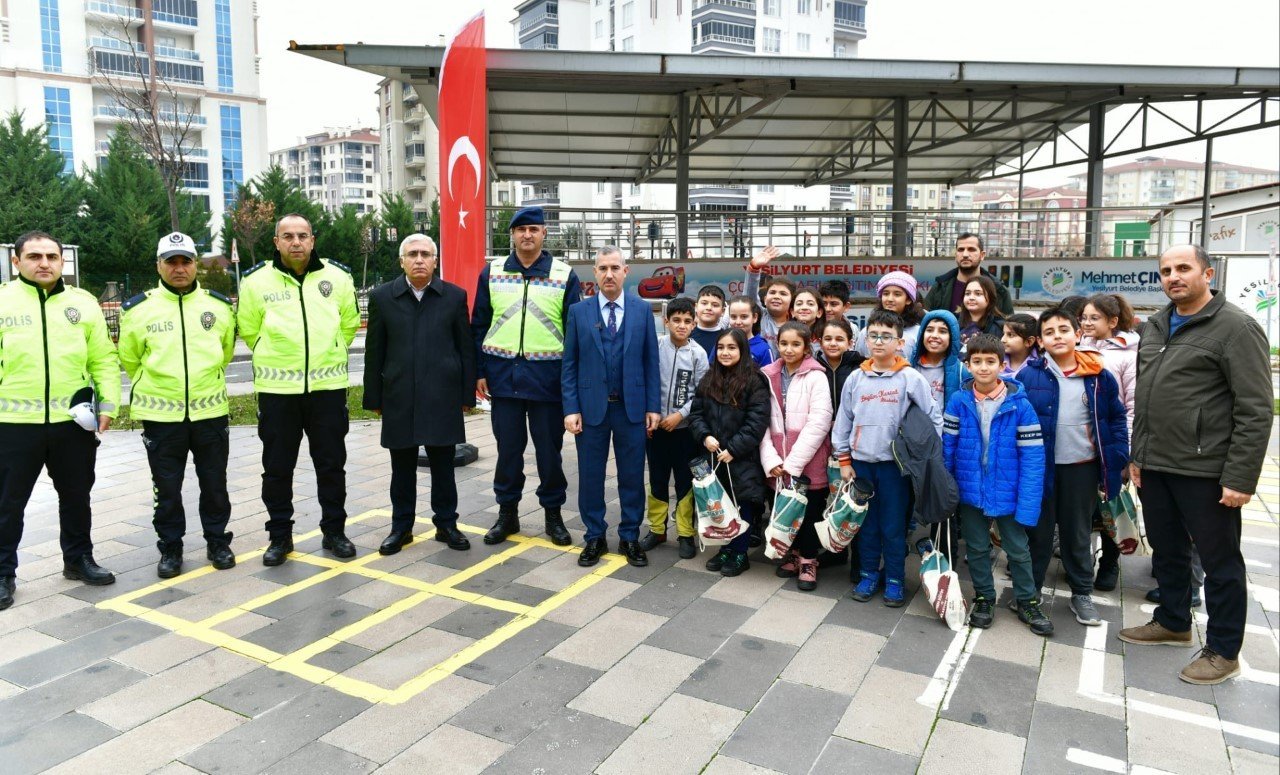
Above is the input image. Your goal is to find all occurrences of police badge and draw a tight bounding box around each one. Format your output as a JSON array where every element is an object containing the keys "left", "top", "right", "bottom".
[
  {"left": 64, "top": 307, "right": 81, "bottom": 324},
  {"left": 201, "top": 311, "right": 216, "bottom": 331},
  {"left": 318, "top": 280, "right": 333, "bottom": 298}
]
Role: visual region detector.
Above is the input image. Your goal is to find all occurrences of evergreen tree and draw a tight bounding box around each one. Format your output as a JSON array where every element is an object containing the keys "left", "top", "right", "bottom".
[
  {"left": 377, "top": 191, "right": 416, "bottom": 277},
  {"left": 219, "top": 166, "right": 327, "bottom": 261},
  {"left": 0, "top": 111, "right": 84, "bottom": 246},
  {"left": 320, "top": 204, "right": 367, "bottom": 267}
]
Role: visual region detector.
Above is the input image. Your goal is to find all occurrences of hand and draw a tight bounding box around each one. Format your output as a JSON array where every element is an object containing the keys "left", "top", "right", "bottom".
[
  {"left": 659, "top": 413, "right": 682, "bottom": 432},
  {"left": 749, "top": 245, "right": 780, "bottom": 270},
  {"left": 769, "top": 465, "right": 785, "bottom": 478},
  {"left": 704, "top": 436, "right": 721, "bottom": 453},
  {"left": 645, "top": 412, "right": 661, "bottom": 434},
  {"left": 97, "top": 416, "right": 112, "bottom": 433},
  {"left": 716, "top": 449, "right": 734, "bottom": 464},
  {"left": 1128, "top": 463, "right": 1142, "bottom": 489},
  {"left": 840, "top": 466, "right": 854, "bottom": 482},
  {"left": 564, "top": 413, "right": 582, "bottom": 435},
  {"left": 476, "top": 378, "right": 490, "bottom": 400},
  {"left": 1220, "top": 486, "right": 1252, "bottom": 508}
]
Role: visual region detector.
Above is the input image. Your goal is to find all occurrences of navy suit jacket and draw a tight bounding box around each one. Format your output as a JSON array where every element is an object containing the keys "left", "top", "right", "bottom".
[{"left": 562, "top": 292, "right": 661, "bottom": 426}]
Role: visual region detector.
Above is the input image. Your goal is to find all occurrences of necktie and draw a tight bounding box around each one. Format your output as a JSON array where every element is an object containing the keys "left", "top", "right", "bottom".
[{"left": 606, "top": 301, "right": 618, "bottom": 336}]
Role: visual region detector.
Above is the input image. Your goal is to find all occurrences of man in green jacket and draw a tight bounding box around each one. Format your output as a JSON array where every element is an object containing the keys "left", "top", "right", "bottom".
[
  {"left": 0, "top": 231, "right": 121, "bottom": 610},
  {"left": 238, "top": 214, "right": 361, "bottom": 566},
  {"left": 1119, "top": 244, "right": 1272, "bottom": 685},
  {"left": 922, "top": 233, "right": 1015, "bottom": 317},
  {"left": 119, "top": 232, "right": 237, "bottom": 579}
]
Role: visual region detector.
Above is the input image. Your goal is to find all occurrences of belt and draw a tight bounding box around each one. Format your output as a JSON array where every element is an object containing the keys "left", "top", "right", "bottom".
[{"left": 607, "top": 394, "right": 621, "bottom": 403}]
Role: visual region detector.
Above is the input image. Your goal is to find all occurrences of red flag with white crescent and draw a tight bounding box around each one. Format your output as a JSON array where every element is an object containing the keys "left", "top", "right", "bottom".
[{"left": 438, "top": 11, "right": 487, "bottom": 311}]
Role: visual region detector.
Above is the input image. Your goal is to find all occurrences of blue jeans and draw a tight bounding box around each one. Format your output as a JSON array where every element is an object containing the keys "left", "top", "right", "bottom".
[
  {"left": 853, "top": 460, "right": 911, "bottom": 584},
  {"left": 959, "top": 504, "right": 1036, "bottom": 602}
]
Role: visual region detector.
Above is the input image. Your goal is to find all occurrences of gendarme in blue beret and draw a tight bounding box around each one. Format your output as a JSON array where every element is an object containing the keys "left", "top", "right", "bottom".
[{"left": 509, "top": 206, "right": 545, "bottom": 229}]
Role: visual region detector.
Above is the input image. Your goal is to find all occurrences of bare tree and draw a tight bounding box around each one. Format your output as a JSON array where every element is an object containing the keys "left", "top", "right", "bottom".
[{"left": 88, "top": 7, "right": 202, "bottom": 231}]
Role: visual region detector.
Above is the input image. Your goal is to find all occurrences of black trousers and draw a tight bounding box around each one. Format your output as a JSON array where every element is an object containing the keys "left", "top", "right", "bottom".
[
  {"left": 792, "top": 487, "right": 829, "bottom": 560},
  {"left": 489, "top": 396, "right": 566, "bottom": 508},
  {"left": 142, "top": 417, "right": 232, "bottom": 549},
  {"left": 389, "top": 445, "right": 458, "bottom": 532},
  {"left": 0, "top": 422, "right": 98, "bottom": 577},
  {"left": 258, "top": 389, "right": 348, "bottom": 539},
  {"left": 1140, "top": 469, "right": 1247, "bottom": 659},
  {"left": 1029, "top": 462, "right": 1099, "bottom": 596},
  {"left": 646, "top": 426, "right": 695, "bottom": 505}
]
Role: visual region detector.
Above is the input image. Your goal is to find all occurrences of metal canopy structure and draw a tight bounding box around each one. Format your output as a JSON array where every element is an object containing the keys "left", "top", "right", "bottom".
[{"left": 290, "top": 43, "right": 1279, "bottom": 255}]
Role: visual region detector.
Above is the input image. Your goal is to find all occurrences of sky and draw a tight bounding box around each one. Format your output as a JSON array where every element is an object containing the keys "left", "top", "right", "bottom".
[{"left": 260, "top": 0, "right": 1280, "bottom": 184}]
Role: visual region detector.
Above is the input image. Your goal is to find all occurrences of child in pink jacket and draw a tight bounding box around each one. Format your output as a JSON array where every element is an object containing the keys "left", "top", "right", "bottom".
[{"left": 761, "top": 322, "right": 833, "bottom": 592}]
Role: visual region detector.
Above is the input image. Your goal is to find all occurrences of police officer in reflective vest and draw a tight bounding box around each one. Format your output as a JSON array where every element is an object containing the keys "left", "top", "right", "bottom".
[
  {"left": 471, "top": 206, "right": 581, "bottom": 546},
  {"left": 0, "top": 231, "right": 121, "bottom": 610},
  {"left": 238, "top": 214, "right": 361, "bottom": 566},
  {"left": 118, "top": 232, "right": 237, "bottom": 579}
]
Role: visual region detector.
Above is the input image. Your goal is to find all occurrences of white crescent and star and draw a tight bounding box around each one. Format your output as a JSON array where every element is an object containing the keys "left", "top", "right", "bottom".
[{"left": 447, "top": 136, "right": 482, "bottom": 229}]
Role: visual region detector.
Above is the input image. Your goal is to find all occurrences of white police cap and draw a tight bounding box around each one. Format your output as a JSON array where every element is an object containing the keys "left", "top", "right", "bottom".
[{"left": 157, "top": 231, "right": 197, "bottom": 260}]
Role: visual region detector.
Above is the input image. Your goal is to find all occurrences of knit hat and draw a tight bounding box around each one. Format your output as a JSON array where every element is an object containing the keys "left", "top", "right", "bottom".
[{"left": 876, "top": 270, "right": 917, "bottom": 301}]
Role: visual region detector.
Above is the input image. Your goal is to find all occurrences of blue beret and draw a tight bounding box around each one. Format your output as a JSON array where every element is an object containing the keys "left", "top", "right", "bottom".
[{"left": 510, "top": 206, "right": 545, "bottom": 229}]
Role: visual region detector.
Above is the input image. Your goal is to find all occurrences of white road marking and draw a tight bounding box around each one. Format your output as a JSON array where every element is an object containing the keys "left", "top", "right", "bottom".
[{"left": 916, "top": 627, "right": 978, "bottom": 709}]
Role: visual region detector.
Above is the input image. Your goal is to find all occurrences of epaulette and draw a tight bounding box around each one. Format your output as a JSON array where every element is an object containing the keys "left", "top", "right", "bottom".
[
  {"left": 121, "top": 291, "right": 150, "bottom": 312},
  {"left": 242, "top": 261, "right": 267, "bottom": 277},
  {"left": 206, "top": 289, "right": 233, "bottom": 306},
  {"left": 324, "top": 259, "right": 352, "bottom": 274}
]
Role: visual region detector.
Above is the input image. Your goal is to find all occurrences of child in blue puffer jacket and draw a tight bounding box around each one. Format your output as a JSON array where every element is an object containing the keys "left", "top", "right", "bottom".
[{"left": 943, "top": 334, "right": 1052, "bottom": 636}]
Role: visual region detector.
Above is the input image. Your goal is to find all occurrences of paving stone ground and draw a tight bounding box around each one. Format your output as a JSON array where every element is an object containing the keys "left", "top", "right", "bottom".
[{"left": 1, "top": 413, "right": 1276, "bottom": 774}]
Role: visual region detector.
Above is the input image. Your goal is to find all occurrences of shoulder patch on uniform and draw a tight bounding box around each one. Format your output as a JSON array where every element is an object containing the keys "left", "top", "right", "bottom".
[
  {"left": 324, "top": 259, "right": 352, "bottom": 274},
  {"left": 242, "top": 261, "right": 267, "bottom": 277},
  {"left": 121, "top": 291, "right": 150, "bottom": 312},
  {"left": 206, "top": 289, "right": 233, "bottom": 305}
]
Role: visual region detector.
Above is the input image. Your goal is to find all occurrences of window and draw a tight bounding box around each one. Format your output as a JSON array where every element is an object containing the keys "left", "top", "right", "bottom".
[
  {"left": 796, "top": 32, "right": 810, "bottom": 52},
  {"left": 154, "top": 0, "right": 199, "bottom": 25},
  {"left": 43, "top": 87, "right": 73, "bottom": 175},
  {"left": 39, "top": 0, "right": 62, "bottom": 72},
  {"left": 596, "top": 182, "right": 605, "bottom": 193},
  {"left": 498, "top": 190, "right": 510, "bottom": 204},
  {"left": 762, "top": 27, "right": 781, "bottom": 53},
  {"left": 796, "top": 0, "right": 811, "bottom": 13},
  {"left": 594, "top": 19, "right": 604, "bottom": 38},
  {"left": 621, "top": 36, "right": 634, "bottom": 51},
  {"left": 696, "top": 21, "right": 755, "bottom": 45},
  {"left": 763, "top": 0, "right": 779, "bottom": 15},
  {"left": 220, "top": 105, "right": 244, "bottom": 210},
  {"left": 621, "top": 1, "right": 633, "bottom": 27},
  {"left": 757, "top": 184, "right": 775, "bottom": 193},
  {"left": 214, "top": 0, "right": 234, "bottom": 91},
  {"left": 181, "top": 162, "right": 209, "bottom": 189}
]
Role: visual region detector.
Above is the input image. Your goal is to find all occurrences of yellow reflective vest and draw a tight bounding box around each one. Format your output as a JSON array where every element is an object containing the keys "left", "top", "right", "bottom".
[
  {"left": 236, "top": 255, "right": 360, "bottom": 394},
  {"left": 118, "top": 282, "right": 236, "bottom": 422},
  {"left": 0, "top": 277, "right": 121, "bottom": 424},
  {"left": 480, "top": 256, "right": 572, "bottom": 361}
]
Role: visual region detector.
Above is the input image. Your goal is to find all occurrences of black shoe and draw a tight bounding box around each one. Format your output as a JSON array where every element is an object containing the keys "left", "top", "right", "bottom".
[
  {"left": 1094, "top": 563, "right": 1119, "bottom": 592},
  {"left": 578, "top": 537, "right": 607, "bottom": 567},
  {"left": 262, "top": 538, "right": 293, "bottom": 566},
  {"left": 485, "top": 505, "right": 521, "bottom": 545},
  {"left": 721, "top": 552, "right": 750, "bottom": 577},
  {"left": 748, "top": 533, "right": 763, "bottom": 549},
  {"left": 380, "top": 529, "right": 414, "bottom": 555},
  {"left": 638, "top": 532, "right": 667, "bottom": 552},
  {"left": 322, "top": 533, "right": 357, "bottom": 559},
  {"left": 63, "top": 555, "right": 115, "bottom": 586},
  {"left": 1146, "top": 587, "right": 1201, "bottom": 607},
  {"left": 677, "top": 536, "right": 697, "bottom": 560},
  {"left": 619, "top": 540, "right": 648, "bottom": 568},
  {"left": 705, "top": 548, "right": 732, "bottom": 572},
  {"left": 207, "top": 538, "right": 236, "bottom": 570},
  {"left": 0, "top": 576, "right": 15, "bottom": 610},
  {"left": 434, "top": 525, "right": 471, "bottom": 551},
  {"left": 1017, "top": 599, "right": 1054, "bottom": 637},
  {"left": 157, "top": 548, "right": 183, "bottom": 579},
  {"left": 544, "top": 507, "right": 572, "bottom": 546},
  {"left": 969, "top": 596, "right": 995, "bottom": 629}
]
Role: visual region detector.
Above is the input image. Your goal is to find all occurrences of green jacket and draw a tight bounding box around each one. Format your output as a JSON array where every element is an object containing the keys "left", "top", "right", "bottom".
[
  {"left": 118, "top": 281, "right": 236, "bottom": 421},
  {"left": 237, "top": 253, "right": 360, "bottom": 394},
  {"left": 922, "top": 267, "right": 1015, "bottom": 317},
  {"left": 0, "top": 277, "right": 121, "bottom": 424},
  {"left": 1132, "top": 291, "right": 1272, "bottom": 494}
]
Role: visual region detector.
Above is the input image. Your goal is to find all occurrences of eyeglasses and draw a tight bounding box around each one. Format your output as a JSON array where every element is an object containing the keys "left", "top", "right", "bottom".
[
  {"left": 866, "top": 333, "right": 897, "bottom": 343},
  {"left": 403, "top": 250, "right": 436, "bottom": 259},
  {"left": 278, "top": 232, "right": 313, "bottom": 242}
]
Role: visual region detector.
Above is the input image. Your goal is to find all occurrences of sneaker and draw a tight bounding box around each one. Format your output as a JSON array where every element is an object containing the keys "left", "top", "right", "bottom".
[
  {"left": 1145, "top": 587, "right": 1202, "bottom": 608},
  {"left": 676, "top": 536, "right": 697, "bottom": 560},
  {"left": 638, "top": 532, "right": 667, "bottom": 552},
  {"left": 796, "top": 559, "right": 818, "bottom": 592},
  {"left": 1017, "top": 599, "right": 1054, "bottom": 637},
  {"left": 1179, "top": 647, "right": 1240, "bottom": 685},
  {"left": 1070, "top": 594, "right": 1103, "bottom": 626},
  {"left": 969, "top": 596, "right": 994, "bottom": 628},
  {"left": 915, "top": 537, "right": 935, "bottom": 556},
  {"left": 705, "top": 548, "right": 732, "bottom": 572},
  {"left": 720, "top": 552, "right": 750, "bottom": 577},
  {"left": 851, "top": 572, "right": 880, "bottom": 602},
  {"left": 883, "top": 579, "right": 905, "bottom": 607},
  {"left": 775, "top": 550, "right": 800, "bottom": 578},
  {"left": 1117, "top": 619, "right": 1193, "bottom": 646},
  {"left": 1094, "top": 562, "right": 1119, "bottom": 592}
]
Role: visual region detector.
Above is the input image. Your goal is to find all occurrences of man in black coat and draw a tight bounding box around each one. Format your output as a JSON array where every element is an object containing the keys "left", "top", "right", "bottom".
[{"left": 363, "top": 234, "right": 477, "bottom": 555}]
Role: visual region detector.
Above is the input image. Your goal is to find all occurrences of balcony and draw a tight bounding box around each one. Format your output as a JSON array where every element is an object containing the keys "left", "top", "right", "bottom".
[
  {"left": 693, "top": 0, "right": 757, "bottom": 14},
  {"left": 405, "top": 176, "right": 429, "bottom": 191},
  {"left": 93, "top": 104, "right": 207, "bottom": 127},
  {"left": 86, "top": 1, "right": 142, "bottom": 22},
  {"left": 404, "top": 152, "right": 426, "bottom": 168},
  {"left": 153, "top": 44, "right": 200, "bottom": 62},
  {"left": 691, "top": 32, "right": 755, "bottom": 54},
  {"left": 833, "top": 0, "right": 867, "bottom": 37},
  {"left": 518, "top": 11, "right": 558, "bottom": 33},
  {"left": 404, "top": 104, "right": 426, "bottom": 123},
  {"left": 402, "top": 85, "right": 419, "bottom": 105},
  {"left": 98, "top": 140, "right": 208, "bottom": 158}
]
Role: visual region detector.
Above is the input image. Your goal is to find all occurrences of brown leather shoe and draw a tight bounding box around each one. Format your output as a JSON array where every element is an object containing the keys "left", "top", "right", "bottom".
[
  {"left": 1180, "top": 648, "right": 1240, "bottom": 685},
  {"left": 1117, "top": 619, "right": 1192, "bottom": 646}
]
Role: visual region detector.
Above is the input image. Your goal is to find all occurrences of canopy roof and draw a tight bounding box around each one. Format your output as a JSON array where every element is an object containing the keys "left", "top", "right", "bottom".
[{"left": 290, "top": 44, "right": 1279, "bottom": 186}]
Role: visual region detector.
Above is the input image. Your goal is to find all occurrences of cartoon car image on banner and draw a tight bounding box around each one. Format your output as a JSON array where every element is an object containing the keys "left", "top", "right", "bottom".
[{"left": 636, "top": 266, "right": 686, "bottom": 299}]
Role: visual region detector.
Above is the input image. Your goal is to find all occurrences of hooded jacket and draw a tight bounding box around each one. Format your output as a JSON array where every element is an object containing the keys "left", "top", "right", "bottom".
[
  {"left": 832, "top": 356, "right": 941, "bottom": 463},
  {"left": 910, "top": 309, "right": 967, "bottom": 414},
  {"left": 1018, "top": 351, "right": 1128, "bottom": 501},
  {"left": 760, "top": 356, "right": 833, "bottom": 487},
  {"left": 817, "top": 349, "right": 865, "bottom": 414},
  {"left": 893, "top": 402, "right": 959, "bottom": 525},
  {"left": 923, "top": 266, "right": 1015, "bottom": 316},
  {"left": 688, "top": 372, "right": 772, "bottom": 504},
  {"left": 1081, "top": 331, "right": 1139, "bottom": 438},
  {"left": 943, "top": 378, "right": 1045, "bottom": 526},
  {"left": 659, "top": 335, "right": 709, "bottom": 427}
]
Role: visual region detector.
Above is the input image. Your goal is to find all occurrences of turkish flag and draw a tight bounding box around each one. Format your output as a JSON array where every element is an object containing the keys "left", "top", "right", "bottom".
[{"left": 438, "top": 11, "right": 486, "bottom": 311}]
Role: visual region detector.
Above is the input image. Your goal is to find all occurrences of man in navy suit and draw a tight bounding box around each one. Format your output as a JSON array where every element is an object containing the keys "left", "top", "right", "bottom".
[{"left": 563, "top": 247, "right": 661, "bottom": 567}]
